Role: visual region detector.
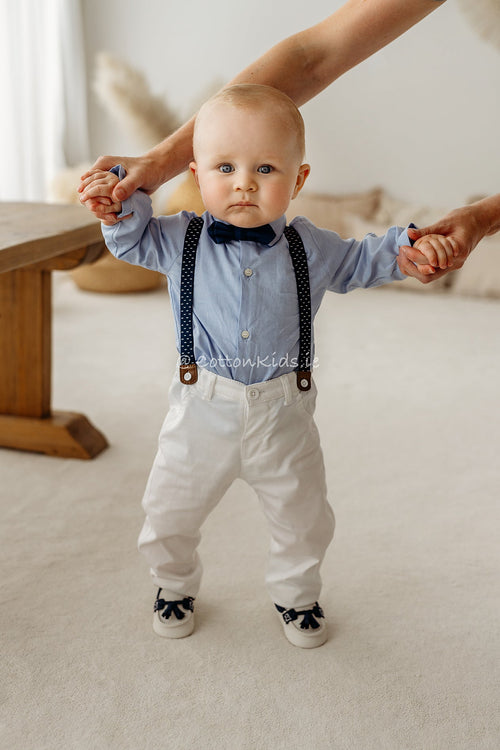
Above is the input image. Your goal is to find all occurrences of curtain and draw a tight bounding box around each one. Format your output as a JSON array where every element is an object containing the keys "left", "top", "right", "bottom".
[{"left": 0, "top": 0, "right": 90, "bottom": 201}]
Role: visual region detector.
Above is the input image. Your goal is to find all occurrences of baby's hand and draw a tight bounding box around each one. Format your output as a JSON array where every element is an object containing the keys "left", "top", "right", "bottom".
[
  {"left": 412, "top": 233, "right": 459, "bottom": 275},
  {"left": 79, "top": 169, "right": 122, "bottom": 225}
]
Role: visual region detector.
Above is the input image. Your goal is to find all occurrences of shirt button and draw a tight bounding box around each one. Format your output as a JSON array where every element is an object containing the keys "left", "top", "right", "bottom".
[
  {"left": 241, "top": 330, "right": 250, "bottom": 339},
  {"left": 244, "top": 268, "right": 253, "bottom": 277}
]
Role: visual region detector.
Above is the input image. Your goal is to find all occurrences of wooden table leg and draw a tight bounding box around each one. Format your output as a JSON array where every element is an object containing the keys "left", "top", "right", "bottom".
[{"left": 0, "top": 269, "right": 108, "bottom": 458}]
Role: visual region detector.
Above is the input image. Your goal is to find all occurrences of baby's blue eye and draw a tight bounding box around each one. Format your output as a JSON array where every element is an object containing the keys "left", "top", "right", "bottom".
[
  {"left": 258, "top": 165, "right": 273, "bottom": 174},
  {"left": 219, "top": 164, "right": 234, "bottom": 173}
]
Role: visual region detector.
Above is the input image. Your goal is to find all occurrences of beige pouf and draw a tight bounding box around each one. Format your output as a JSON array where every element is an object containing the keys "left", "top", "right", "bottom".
[{"left": 71, "top": 250, "right": 164, "bottom": 293}]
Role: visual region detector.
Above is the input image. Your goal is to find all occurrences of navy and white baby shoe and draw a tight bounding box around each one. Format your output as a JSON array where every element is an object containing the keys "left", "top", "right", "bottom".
[
  {"left": 275, "top": 602, "right": 327, "bottom": 648},
  {"left": 153, "top": 588, "right": 195, "bottom": 639}
]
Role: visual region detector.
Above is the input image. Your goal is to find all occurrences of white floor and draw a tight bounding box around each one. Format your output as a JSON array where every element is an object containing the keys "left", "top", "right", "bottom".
[{"left": 1, "top": 274, "right": 499, "bottom": 749}]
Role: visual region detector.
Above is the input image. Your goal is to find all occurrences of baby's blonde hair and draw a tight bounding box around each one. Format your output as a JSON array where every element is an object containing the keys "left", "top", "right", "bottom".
[{"left": 194, "top": 83, "right": 306, "bottom": 159}]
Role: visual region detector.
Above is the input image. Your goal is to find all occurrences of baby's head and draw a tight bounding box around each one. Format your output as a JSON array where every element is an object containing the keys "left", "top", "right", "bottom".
[{"left": 190, "top": 84, "right": 310, "bottom": 227}]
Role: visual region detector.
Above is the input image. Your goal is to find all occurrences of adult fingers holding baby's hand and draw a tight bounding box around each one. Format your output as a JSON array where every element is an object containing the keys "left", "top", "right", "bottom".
[
  {"left": 81, "top": 197, "right": 121, "bottom": 223},
  {"left": 79, "top": 172, "right": 116, "bottom": 198},
  {"left": 413, "top": 234, "right": 457, "bottom": 270}
]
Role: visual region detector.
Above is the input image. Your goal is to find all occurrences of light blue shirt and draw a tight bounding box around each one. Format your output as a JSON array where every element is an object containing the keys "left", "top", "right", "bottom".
[{"left": 103, "top": 187, "right": 409, "bottom": 385}]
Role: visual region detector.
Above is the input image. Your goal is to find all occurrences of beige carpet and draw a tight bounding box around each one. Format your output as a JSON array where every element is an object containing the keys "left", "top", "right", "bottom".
[{"left": 1, "top": 274, "right": 499, "bottom": 750}]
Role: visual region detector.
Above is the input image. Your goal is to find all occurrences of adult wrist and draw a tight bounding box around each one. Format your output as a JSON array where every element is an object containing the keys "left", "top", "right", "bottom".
[
  {"left": 146, "top": 120, "right": 196, "bottom": 184},
  {"left": 473, "top": 195, "right": 500, "bottom": 237}
]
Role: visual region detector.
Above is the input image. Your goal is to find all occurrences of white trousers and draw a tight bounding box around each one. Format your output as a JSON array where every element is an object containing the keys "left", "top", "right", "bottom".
[{"left": 138, "top": 368, "right": 335, "bottom": 608}]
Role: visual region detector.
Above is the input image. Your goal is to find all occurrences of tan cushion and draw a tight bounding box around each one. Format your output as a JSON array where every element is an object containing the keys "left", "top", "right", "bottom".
[
  {"left": 450, "top": 235, "right": 500, "bottom": 299},
  {"left": 286, "top": 187, "right": 383, "bottom": 237},
  {"left": 374, "top": 193, "right": 449, "bottom": 230}
]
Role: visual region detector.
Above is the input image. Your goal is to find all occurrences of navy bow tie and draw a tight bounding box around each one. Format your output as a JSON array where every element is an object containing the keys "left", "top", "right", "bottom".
[{"left": 208, "top": 220, "right": 276, "bottom": 246}]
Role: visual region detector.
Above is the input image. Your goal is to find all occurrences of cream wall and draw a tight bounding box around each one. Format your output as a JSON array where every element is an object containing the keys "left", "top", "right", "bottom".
[{"left": 82, "top": 0, "right": 500, "bottom": 206}]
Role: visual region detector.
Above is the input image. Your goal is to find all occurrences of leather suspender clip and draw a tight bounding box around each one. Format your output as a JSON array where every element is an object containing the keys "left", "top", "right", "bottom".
[
  {"left": 297, "top": 370, "right": 311, "bottom": 391},
  {"left": 180, "top": 363, "right": 198, "bottom": 385}
]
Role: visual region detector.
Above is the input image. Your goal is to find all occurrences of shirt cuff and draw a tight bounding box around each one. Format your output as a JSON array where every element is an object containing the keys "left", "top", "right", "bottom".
[
  {"left": 393, "top": 223, "right": 418, "bottom": 282},
  {"left": 109, "top": 164, "right": 134, "bottom": 218},
  {"left": 399, "top": 222, "right": 417, "bottom": 247}
]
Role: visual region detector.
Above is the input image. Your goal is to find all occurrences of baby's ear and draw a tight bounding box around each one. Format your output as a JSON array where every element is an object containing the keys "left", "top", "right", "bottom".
[
  {"left": 292, "top": 163, "right": 310, "bottom": 199},
  {"left": 189, "top": 161, "right": 199, "bottom": 186}
]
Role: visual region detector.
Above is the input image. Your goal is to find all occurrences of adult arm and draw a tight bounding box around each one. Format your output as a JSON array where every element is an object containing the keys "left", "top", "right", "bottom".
[
  {"left": 398, "top": 194, "right": 500, "bottom": 282},
  {"left": 79, "top": 0, "right": 446, "bottom": 209}
]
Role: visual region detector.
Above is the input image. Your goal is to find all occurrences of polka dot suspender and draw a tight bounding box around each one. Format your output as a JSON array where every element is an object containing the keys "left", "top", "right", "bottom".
[
  {"left": 283, "top": 225, "right": 313, "bottom": 391},
  {"left": 179, "top": 218, "right": 312, "bottom": 391},
  {"left": 179, "top": 216, "right": 204, "bottom": 385}
]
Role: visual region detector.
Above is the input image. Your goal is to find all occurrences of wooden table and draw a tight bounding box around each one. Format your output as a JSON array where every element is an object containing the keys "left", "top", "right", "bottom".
[{"left": 0, "top": 202, "right": 108, "bottom": 459}]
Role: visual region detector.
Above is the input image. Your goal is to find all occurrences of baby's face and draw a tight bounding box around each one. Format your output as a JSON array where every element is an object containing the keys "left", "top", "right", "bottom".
[{"left": 190, "top": 102, "right": 309, "bottom": 228}]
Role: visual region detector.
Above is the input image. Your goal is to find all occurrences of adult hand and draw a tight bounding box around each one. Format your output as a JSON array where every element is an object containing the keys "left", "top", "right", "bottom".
[
  {"left": 78, "top": 154, "right": 165, "bottom": 218},
  {"left": 397, "top": 200, "right": 496, "bottom": 283},
  {"left": 408, "top": 204, "right": 483, "bottom": 264},
  {"left": 397, "top": 247, "right": 451, "bottom": 284}
]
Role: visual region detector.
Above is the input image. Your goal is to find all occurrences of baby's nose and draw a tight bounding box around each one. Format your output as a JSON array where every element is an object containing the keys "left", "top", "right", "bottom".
[{"left": 234, "top": 171, "right": 257, "bottom": 191}]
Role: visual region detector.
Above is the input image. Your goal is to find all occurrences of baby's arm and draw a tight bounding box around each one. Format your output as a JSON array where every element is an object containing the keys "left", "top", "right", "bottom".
[
  {"left": 411, "top": 233, "right": 459, "bottom": 275},
  {"left": 79, "top": 169, "right": 123, "bottom": 225}
]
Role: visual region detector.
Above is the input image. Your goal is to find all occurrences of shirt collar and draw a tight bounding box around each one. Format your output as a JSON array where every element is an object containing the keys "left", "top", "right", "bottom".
[{"left": 267, "top": 216, "right": 287, "bottom": 246}]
